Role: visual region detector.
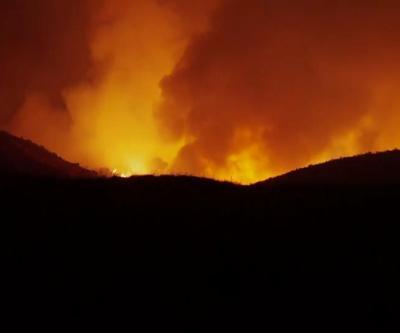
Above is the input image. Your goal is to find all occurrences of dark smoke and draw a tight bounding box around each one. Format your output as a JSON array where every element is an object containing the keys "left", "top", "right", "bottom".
[
  {"left": 160, "top": 0, "right": 400, "bottom": 176},
  {"left": 0, "top": 0, "right": 94, "bottom": 124}
]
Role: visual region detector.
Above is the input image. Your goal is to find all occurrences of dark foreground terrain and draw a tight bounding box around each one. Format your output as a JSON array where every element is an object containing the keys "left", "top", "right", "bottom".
[{"left": 1, "top": 132, "right": 400, "bottom": 329}]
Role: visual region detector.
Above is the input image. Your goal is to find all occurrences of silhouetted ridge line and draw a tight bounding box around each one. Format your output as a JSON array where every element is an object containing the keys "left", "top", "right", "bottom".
[
  {"left": 256, "top": 150, "right": 400, "bottom": 186},
  {"left": 2, "top": 130, "right": 400, "bottom": 185},
  {"left": 0, "top": 130, "right": 97, "bottom": 178}
]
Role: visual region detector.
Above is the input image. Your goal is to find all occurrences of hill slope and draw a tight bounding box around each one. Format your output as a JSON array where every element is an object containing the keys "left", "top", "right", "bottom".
[
  {"left": 258, "top": 150, "right": 400, "bottom": 186},
  {"left": 0, "top": 131, "right": 96, "bottom": 178},
  {"left": 1, "top": 135, "right": 400, "bottom": 328}
]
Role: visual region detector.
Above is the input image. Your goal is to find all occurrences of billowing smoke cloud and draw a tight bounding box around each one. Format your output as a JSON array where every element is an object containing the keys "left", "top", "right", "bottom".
[
  {"left": 159, "top": 0, "right": 400, "bottom": 182},
  {"left": 0, "top": 0, "right": 93, "bottom": 153},
  {"left": 1, "top": 0, "right": 218, "bottom": 172},
  {"left": 2, "top": 0, "right": 400, "bottom": 182}
]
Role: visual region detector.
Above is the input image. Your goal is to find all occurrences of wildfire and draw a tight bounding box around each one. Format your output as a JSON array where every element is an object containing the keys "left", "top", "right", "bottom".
[
  {"left": 5, "top": 1, "right": 400, "bottom": 184},
  {"left": 112, "top": 170, "right": 130, "bottom": 178}
]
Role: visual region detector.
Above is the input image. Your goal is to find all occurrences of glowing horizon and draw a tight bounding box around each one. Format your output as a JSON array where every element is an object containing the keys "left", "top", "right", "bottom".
[{"left": 3, "top": 1, "right": 400, "bottom": 184}]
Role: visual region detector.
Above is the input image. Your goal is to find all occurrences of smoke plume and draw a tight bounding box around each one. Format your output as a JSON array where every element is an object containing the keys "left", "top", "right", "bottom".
[
  {"left": 2, "top": 0, "right": 400, "bottom": 182},
  {"left": 159, "top": 0, "right": 400, "bottom": 181}
]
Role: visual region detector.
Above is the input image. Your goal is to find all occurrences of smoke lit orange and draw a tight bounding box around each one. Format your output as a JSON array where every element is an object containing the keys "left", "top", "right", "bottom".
[{"left": 3, "top": 0, "right": 400, "bottom": 183}]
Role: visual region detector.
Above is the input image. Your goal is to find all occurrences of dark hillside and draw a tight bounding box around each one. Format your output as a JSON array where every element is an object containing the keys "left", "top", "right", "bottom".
[
  {"left": 258, "top": 150, "right": 400, "bottom": 186},
  {"left": 0, "top": 131, "right": 96, "bottom": 178},
  {"left": 1, "top": 135, "right": 399, "bottom": 329}
]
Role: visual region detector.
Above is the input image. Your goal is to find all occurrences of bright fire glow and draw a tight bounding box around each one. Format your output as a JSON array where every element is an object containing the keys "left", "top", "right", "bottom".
[{"left": 5, "top": 0, "right": 400, "bottom": 184}]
